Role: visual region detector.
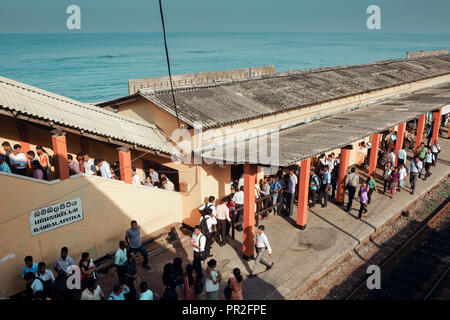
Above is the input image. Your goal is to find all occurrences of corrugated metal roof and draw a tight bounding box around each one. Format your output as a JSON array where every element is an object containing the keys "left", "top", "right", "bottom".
[
  {"left": 197, "top": 82, "right": 450, "bottom": 166},
  {"left": 0, "top": 76, "right": 174, "bottom": 155},
  {"left": 134, "top": 54, "right": 450, "bottom": 129}
]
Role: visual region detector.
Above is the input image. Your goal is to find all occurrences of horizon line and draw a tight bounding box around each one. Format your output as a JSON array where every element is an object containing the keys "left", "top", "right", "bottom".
[{"left": 1, "top": 31, "right": 450, "bottom": 35}]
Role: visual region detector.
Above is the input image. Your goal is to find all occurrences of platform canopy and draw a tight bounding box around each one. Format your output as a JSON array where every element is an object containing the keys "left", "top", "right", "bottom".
[{"left": 196, "top": 82, "right": 450, "bottom": 167}]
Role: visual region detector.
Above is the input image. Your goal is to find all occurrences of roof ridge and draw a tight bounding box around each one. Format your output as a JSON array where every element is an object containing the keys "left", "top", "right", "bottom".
[{"left": 139, "top": 53, "right": 450, "bottom": 96}]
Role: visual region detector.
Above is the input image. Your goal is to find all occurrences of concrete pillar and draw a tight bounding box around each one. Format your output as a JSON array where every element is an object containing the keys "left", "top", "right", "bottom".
[
  {"left": 118, "top": 148, "right": 132, "bottom": 184},
  {"left": 296, "top": 158, "right": 311, "bottom": 229},
  {"left": 336, "top": 146, "right": 351, "bottom": 204},
  {"left": 395, "top": 122, "right": 406, "bottom": 166},
  {"left": 369, "top": 133, "right": 380, "bottom": 176},
  {"left": 51, "top": 134, "right": 70, "bottom": 181},
  {"left": 431, "top": 108, "right": 442, "bottom": 145},
  {"left": 243, "top": 162, "right": 257, "bottom": 259},
  {"left": 414, "top": 114, "right": 426, "bottom": 154}
]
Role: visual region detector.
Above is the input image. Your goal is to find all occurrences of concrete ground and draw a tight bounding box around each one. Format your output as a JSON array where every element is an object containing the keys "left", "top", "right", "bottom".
[{"left": 96, "top": 131, "right": 450, "bottom": 300}]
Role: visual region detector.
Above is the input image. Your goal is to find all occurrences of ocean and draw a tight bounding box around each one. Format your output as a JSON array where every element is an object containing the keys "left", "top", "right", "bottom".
[{"left": 0, "top": 32, "right": 449, "bottom": 103}]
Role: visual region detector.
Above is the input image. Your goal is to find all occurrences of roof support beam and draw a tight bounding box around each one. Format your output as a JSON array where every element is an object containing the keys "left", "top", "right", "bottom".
[
  {"left": 118, "top": 147, "right": 132, "bottom": 184},
  {"left": 51, "top": 132, "right": 70, "bottom": 181},
  {"left": 336, "top": 147, "right": 351, "bottom": 205},
  {"left": 395, "top": 122, "right": 406, "bottom": 166},
  {"left": 296, "top": 158, "right": 311, "bottom": 229},
  {"left": 431, "top": 108, "right": 442, "bottom": 145},
  {"left": 369, "top": 133, "right": 381, "bottom": 177},
  {"left": 243, "top": 163, "right": 257, "bottom": 260},
  {"left": 414, "top": 114, "right": 426, "bottom": 154}
]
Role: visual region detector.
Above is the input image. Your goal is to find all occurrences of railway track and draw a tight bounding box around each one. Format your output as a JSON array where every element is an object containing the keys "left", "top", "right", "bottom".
[
  {"left": 346, "top": 201, "right": 450, "bottom": 300},
  {"left": 424, "top": 266, "right": 450, "bottom": 300}
]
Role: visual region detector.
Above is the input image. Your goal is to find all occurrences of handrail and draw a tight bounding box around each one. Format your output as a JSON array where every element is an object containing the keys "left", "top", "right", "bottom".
[{"left": 230, "top": 189, "right": 283, "bottom": 240}]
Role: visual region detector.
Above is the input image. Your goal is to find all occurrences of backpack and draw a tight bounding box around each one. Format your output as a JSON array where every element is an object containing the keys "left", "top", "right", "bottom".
[
  {"left": 199, "top": 203, "right": 212, "bottom": 215},
  {"left": 199, "top": 216, "right": 210, "bottom": 237}
]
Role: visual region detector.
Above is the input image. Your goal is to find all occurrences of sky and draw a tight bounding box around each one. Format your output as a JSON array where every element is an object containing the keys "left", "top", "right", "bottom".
[{"left": 0, "top": 0, "right": 449, "bottom": 34}]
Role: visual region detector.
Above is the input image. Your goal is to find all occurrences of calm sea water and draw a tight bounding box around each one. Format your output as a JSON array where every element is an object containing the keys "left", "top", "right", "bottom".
[{"left": 1, "top": 32, "right": 449, "bottom": 102}]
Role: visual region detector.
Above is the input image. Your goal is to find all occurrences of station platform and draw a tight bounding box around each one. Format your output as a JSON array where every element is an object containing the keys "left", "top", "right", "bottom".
[{"left": 96, "top": 133, "right": 450, "bottom": 300}]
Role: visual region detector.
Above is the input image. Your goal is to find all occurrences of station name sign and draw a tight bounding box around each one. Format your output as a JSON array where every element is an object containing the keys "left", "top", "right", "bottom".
[{"left": 29, "top": 197, "right": 83, "bottom": 236}]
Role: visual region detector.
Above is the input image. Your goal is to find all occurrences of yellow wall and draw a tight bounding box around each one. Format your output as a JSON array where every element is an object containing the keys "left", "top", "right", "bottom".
[
  {"left": 117, "top": 96, "right": 188, "bottom": 137},
  {"left": 138, "top": 153, "right": 232, "bottom": 227},
  {"left": 0, "top": 115, "right": 233, "bottom": 231},
  {"left": 0, "top": 172, "right": 183, "bottom": 298}
]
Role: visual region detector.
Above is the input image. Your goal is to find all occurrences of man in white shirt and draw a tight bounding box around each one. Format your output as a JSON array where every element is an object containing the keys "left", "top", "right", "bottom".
[
  {"left": 199, "top": 212, "right": 217, "bottom": 258},
  {"left": 162, "top": 178, "right": 175, "bottom": 191},
  {"left": 81, "top": 278, "right": 104, "bottom": 300},
  {"left": 431, "top": 140, "right": 441, "bottom": 166},
  {"left": 318, "top": 154, "right": 326, "bottom": 167},
  {"left": 114, "top": 240, "right": 128, "bottom": 283},
  {"left": 397, "top": 148, "right": 407, "bottom": 167},
  {"left": 83, "top": 154, "right": 96, "bottom": 175},
  {"left": 148, "top": 168, "right": 159, "bottom": 184},
  {"left": 139, "top": 281, "right": 154, "bottom": 300},
  {"left": 289, "top": 170, "right": 298, "bottom": 186},
  {"left": 132, "top": 167, "right": 141, "bottom": 185},
  {"left": 95, "top": 158, "right": 112, "bottom": 179},
  {"left": 190, "top": 225, "right": 206, "bottom": 278},
  {"left": 409, "top": 156, "right": 423, "bottom": 195},
  {"left": 24, "top": 272, "right": 44, "bottom": 298},
  {"left": 249, "top": 225, "right": 273, "bottom": 278},
  {"left": 54, "top": 247, "right": 75, "bottom": 276},
  {"left": 326, "top": 154, "right": 334, "bottom": 174},
  {"left": 232, "top": 186, "right": 244, "bottom": 231},
  {"left": 199, "top": 196, "right": 217, "bottom": 217},
  {"left": 9, "top": 144, "right": 27, "bottom": 175},
  {"left": 238, "top": 174, "right": 244, "bottom": 189}
]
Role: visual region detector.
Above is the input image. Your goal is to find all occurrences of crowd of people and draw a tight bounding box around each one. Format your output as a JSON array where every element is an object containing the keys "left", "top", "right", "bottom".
[
  {"left": 20, "top": 217, "right": 253, "bottom": 301},
  {"left": 226, "top": 120, "right": 444, "bottom": 222},
  {"left": 338, "top": 130, "right": 442, "bottom": 220},
  {"left": 0, "top": 141, "right": 176, "bottom": 191},
  {"left": 9, "top": 115, "right": 448, "bottom": 301}
]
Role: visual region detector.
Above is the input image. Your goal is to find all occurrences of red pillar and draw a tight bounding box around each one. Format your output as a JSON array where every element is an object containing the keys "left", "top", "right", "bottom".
[
  {"left": 369, "top": 133, "right": 380, "bottom": 176},
  {"left": 431, "top": 108, "right": 442, "bottom": 145},
  {"left": 395, "top": 122, "right": 406, "bottom": 166},
  {"left": 336, "top": 147, "right": 351, "bottom": 204},
  {"left": 297, "top": 158, "right": 311, "bottom": 229},
  {"left": 414, "top": 114, "right": 426, "bottom": 154},
  {"left": 118, "top": 148, "right": 132, "bottom": 184},
  {"left": 243, "top": 163, "right": 257, "bottom": 259},
  {"left": 51, "top": 134, "right": 70, "bottom": 181}
]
